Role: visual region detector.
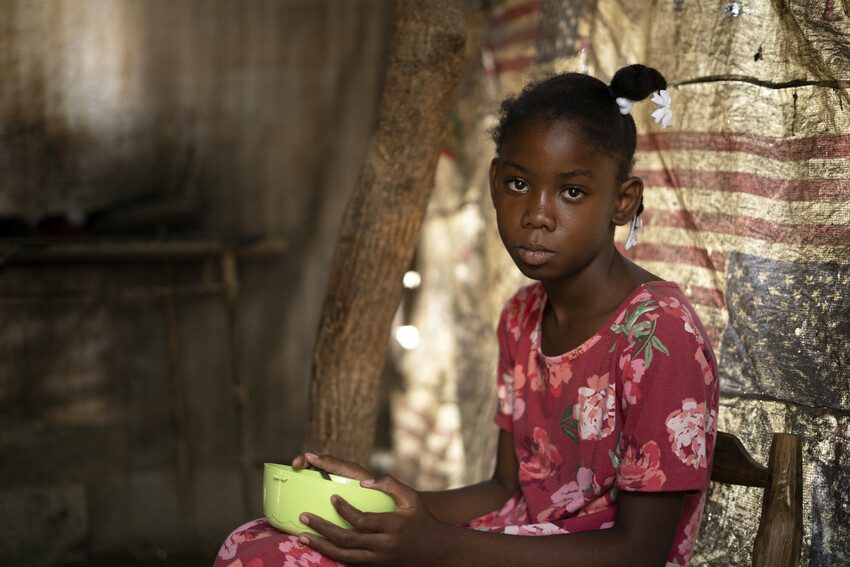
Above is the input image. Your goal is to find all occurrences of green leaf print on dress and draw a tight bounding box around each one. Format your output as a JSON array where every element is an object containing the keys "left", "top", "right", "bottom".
[
  {"left": 560, "top": 405, "right": 579, "bottom": 443},
  {"left": 610, "top": 300, "right": 669, "bottom": 368}
]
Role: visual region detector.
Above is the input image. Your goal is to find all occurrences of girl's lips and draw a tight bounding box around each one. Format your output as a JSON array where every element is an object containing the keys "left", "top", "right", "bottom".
[{"left": 516, "top": 247, "right": 555, "bottom": 266}]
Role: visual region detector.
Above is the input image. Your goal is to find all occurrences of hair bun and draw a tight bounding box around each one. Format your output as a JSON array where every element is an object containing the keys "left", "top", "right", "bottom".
[{"left": 610, "top": 64, "right": 667, "bottom": 101}]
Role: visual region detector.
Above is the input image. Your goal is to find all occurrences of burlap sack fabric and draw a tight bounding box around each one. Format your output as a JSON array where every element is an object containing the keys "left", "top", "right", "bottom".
[{"left": 393, "top": 1, "right": 849, "bottom": 565}]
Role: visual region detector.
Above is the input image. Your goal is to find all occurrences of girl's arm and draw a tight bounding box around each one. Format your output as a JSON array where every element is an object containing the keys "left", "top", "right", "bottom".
[
  {"left": 297, "top": 450, "right": 686, "bottom": 567},
  {"left": 294, "top": 429, "right": 519, "bottom": 526},
  {"left": 303, "top": 480, "right": 685, "bottom": 567},
  {"left": 434, "top": 490, "right": 685, "bottom": 567},
  {"left": 418, "top": 429, "right": 520, "bottom": 524}
]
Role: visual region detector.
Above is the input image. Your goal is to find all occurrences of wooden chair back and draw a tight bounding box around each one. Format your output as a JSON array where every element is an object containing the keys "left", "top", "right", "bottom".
[{"left": 710, "top": 431, "right": 803, "bottom": 567}]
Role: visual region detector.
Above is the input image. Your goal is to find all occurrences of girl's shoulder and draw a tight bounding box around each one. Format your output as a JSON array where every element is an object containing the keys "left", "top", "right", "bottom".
[
  {"left": 499, "top": 282, "right": 545, "bottom": 337},
  {"left": 643, "top": 282, "right": 709, "bottom": 334},
  {"left": 631, "top": 281, "right": 687, "bottom": 306},
  {"left": 614, "top": 281, "right": 714, "bottom": 354},
  {"left": 621, "top": 281, "right": 692, "bottom": 313},
  {"left": 501, "top": 282, "right": 545, "bottom": 313}
]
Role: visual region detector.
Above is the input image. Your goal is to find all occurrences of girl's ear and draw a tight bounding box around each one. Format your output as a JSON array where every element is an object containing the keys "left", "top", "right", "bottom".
[
  {"left": 612, "top": 176, "right": 644, "bottom": 226},
  {"left": 488, "top": 158, "right": 500, "bottom": 205}
]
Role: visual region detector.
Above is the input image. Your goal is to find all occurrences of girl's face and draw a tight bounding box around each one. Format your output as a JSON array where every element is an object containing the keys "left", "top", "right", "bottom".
[{"left": 489, "top": 118, "right": 640, "bottom": 284}]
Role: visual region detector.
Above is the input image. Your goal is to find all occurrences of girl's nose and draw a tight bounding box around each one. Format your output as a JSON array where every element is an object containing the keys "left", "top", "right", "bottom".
[{"left": 521, "top": 191, "right": 555, "bottom": 231}]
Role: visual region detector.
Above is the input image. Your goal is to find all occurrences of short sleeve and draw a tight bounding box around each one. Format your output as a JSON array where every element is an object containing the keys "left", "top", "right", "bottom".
[
  {"left": 615, "top": 292, "right": 719, "bottom": 494},
  {"left": 494, "top": 299, "right": 517, "bottom": 432}
]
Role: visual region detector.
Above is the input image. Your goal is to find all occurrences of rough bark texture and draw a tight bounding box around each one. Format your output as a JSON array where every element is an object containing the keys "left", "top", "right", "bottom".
[{"left": 306, "top": 0, "right": 466, "bottom": 462}]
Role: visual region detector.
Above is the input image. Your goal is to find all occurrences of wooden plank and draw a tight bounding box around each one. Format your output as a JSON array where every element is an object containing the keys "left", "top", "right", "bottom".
[
  {"left": 0, "top": 238, "right": 287, "bottom": 264},
  {"left": 711, "top": 431, "right": 769, "bottom": 488}
]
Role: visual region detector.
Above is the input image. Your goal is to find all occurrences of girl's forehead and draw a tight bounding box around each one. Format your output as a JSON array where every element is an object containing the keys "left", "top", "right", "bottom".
[
  {"left": 500, "top": 118, "right": 614, "bottom": 170},
  {"left": 502, "top": 118, "right": 591, "bottom": 152}
]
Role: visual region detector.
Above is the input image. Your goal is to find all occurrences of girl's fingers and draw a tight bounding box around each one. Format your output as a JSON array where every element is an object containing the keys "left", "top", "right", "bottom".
[
  {"left": 331, "top": 495, "right": 385, "bottom": 533},
  {"left": 303, "top": 453, "right": 372, "bottom": 480},
  {"left": 291, "top": 454, "right": 307, "bottom": 469},
  {"left": 299, "top": 512, "right": 375, "bottom": 551},
  {"left": 297, "top": 532, "right": 374, "bottom": 564},
  {"left": 361, "top": 475, "right": 415, "bottom": 508}
]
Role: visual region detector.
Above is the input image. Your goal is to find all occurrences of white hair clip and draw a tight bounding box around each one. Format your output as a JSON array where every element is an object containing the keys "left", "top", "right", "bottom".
[
  {"left": 651, "top": 89, "right": 672, "bottom": 128},
  {"left": 615, "top": 97, "right": 634, "bottom": 115}
]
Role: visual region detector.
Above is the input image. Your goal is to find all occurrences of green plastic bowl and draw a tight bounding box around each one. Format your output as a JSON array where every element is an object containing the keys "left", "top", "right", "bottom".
[{"left": 263, "top": 463, "right": 396, "bottom": 536}]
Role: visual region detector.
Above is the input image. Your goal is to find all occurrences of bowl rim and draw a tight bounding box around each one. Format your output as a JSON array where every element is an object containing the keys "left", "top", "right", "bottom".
[{"left": 264, "top": 462, "right": 361, "bottom": 486}]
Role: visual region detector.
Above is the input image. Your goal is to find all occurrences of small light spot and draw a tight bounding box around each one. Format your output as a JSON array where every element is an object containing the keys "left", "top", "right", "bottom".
[
  {"left": 395, "top": 325, "right": 420, "bottom": 350},
  {"left": 403, "top": 270, "right": 422, "bottom": 289},
  {"left": 724, "top": 1, "right": 743, "bottom": 17},
  {"left": 454, "top": 263, "right": 471, "bottom": 282},
  {"left": 794, "top": 327, "right": 803, "bottom": 336}
]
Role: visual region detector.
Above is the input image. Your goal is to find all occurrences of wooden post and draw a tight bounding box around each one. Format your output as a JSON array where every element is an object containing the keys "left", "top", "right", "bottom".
[
  {"left": 305, "top": 0, "right": 466, "bottom": 462},
  {"left": 753, "top": 433, "right": 804, "bottom": 567}
]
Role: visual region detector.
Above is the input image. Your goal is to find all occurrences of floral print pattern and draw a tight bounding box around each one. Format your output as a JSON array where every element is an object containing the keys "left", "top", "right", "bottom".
[
  {"left": 665, "top": 398, "right": 716, "bottom": 469},
  {"left": 677, "top": 494, "right": 706, "bottom": 564},
  {"left": 536, "top": 466, "right": 599, "bottom": 522},
  {"left": 575, "top": 373, "right": 616, "bottom": 440},
  {"left": 695, "top": 347, "right": 714, "bottom": 386},
  {"left": 214, "top": 520, "right": 345, "bottom": 567},
  {"left": 218, "top": 519, "right": 275, "bottom": 561},
  {"left": 620, "top": 354, "right": 646, "bottom": 408},
  {"left": 610, "top": 299, "right": 669, "bottom": 367},
  {"left": 617, "top": 437, "right": 667, "bottom": 490},
  {"left": 493, "top": 282, "right": 719, "bottom": 566},
  {"left": 543, "top": 359, "right": 573, "bottom": 392},
  {"left": 519, "top": 427, "right": 562, "bottom": 481},
  {"left": 279, "top": 540, "right": 326, "bottom": 567}
]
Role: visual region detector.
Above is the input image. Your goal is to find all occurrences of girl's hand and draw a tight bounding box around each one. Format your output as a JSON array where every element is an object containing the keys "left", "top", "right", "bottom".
[
  {"left": 291, "top": 452, "right": 372, "bottom": 481},
  {"left": 297, "top": 473, "right": 449, "bottom": 566}
]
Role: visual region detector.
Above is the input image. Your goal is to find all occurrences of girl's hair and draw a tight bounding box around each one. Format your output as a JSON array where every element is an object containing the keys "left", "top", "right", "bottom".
[{"left": 491, "top": 64, "right": 667, "bottom": 182}]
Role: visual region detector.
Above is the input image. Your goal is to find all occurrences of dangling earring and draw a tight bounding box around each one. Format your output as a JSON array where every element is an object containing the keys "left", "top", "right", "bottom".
[{"left": 624, "top": 201, "right": 644, "bottom": 250}]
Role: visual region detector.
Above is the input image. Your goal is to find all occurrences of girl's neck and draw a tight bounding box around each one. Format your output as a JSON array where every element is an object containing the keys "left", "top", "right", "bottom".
[{"left": 541, "top": 248, "right": 649, "bottom": 330}]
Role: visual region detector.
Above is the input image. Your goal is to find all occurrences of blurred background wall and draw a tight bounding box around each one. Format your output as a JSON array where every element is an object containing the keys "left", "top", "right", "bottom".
[{"left": 0, "top": 1, "right": 392, "bottom": 564}]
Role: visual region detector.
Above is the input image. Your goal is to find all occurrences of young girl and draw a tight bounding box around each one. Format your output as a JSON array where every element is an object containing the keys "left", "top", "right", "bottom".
[{"left": 216, "top": 64, "right": 718, "bottom": 567}]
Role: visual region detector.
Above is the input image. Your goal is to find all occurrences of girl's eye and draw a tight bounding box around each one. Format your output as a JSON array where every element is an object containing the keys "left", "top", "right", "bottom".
[
  {"left": 561, "top": 187, "right": 585, "bottom": 201},
  {"left": 506, "top": 178, "right": 528, "bottom": 193}
]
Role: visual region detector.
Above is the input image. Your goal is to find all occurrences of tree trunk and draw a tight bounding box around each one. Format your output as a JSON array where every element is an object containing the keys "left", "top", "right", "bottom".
[{"left": 305, "top": 0, "right": 466, "bottom": 463}]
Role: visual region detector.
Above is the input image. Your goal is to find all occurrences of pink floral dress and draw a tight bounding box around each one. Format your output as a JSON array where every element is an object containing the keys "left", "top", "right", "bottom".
[
  {"left": 469, "top": 281, "right": 718, "bottom": 566},
  {"left": 214, "top": 281, "right": 718, "bottom": 567},
  {"left": 214, "top": 518, "right": 345, "bottom": 567}
]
